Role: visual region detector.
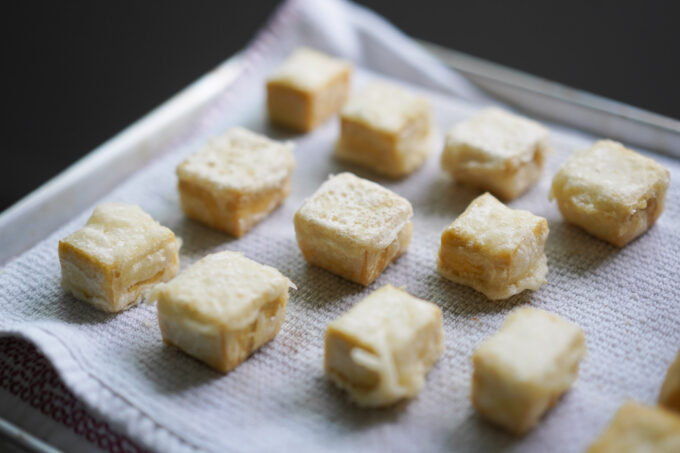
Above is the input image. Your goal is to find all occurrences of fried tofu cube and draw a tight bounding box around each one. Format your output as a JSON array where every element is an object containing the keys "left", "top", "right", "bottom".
[
  {"left": 176, "top": 127, "right": 295, "bottom": 237},
  {"left": 472, "top": 307, "right": 586, "bottom": 434},
  {"left": 149, "top": 251, "right": 294, "bottom": 373},
  {"left": 58, "top": 203, "right": 180, "bottom": 313},
  {"left": 549, "top": 139, "right": 670, "bottom": 247},
  {"left": 588, "top": 402, "right": 680, "bottom": 452},
  {"left": 437, "top": 193, "right": 548, "bottom": 300},
  {"left": 325, "top": 285, "right": 444, "bottom": 407},
  {"left": 294, "top": 172, "right": 413, "bottom": 285},
  {"left": 441, "top": 108, "right": 550, "bottom": 200},
  {"left": 660, "top": 350, "right": 680, "bottom": 412},
  {"left": 266, "top": 47, "right": 352, "bottom": 132},
  {"left": 336, "top": 82, "right": 434, "bottom": 178}
]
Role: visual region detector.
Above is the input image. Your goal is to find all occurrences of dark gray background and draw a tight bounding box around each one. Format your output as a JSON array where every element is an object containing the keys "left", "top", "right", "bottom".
[{"left": 2, "top": 0, "right": 678, "bottom": 212}]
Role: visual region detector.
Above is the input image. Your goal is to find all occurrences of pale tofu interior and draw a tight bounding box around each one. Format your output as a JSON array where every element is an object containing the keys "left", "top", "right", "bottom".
[
  {"left": 325, "top": 332, "right": 381, "bottom": 390},
  {"left": 112, "top": 238, "right": 179, "bottom": 311},
  {"left": 59, "top": 246, "right": 112, "bottom": 311}
]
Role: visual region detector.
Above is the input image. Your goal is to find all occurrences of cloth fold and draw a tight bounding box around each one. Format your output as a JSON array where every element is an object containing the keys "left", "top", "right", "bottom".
[{"left": 1, "top": 0, "right": 679, "bottom": 452}]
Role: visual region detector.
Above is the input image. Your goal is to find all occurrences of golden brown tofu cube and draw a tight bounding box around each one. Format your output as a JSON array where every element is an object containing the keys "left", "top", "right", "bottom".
[
  {"left": 336, "top": 82, "right": 434, "bottom": 178},
  {"left": 437, "top": 193, "right": 548, "bottom": 300},
  {"left": 266, "top": 47, "right": 352, "bottom": 132},
  {"left": 58, "top": 203, "right": 180, "bottom": 312},
  {"left": 294, "top": 173, "right": 413, "bottom": 286},
  {"left": 549, "top": 139, "right": 670, "bottom": 247},
  {"left": 176, "top": 127, "right": 295, "bottom": 237},
  {"left": 149, "top": 251, "right": 294, "bottom": 373},
  {"left": 325, "top": 285, "right": 444, "bottom": 407},
  {"left": 441, "top": 107, "right": 550, "bottom": 200},
  {"left": 472, "top": 307, "right": 586, "bottom": 435},
  {"left": 660, "top": 350, "right": 680, "bottom": 412},
  {"left": 588, "top": 402, "right": 680, "bottom": 452}
]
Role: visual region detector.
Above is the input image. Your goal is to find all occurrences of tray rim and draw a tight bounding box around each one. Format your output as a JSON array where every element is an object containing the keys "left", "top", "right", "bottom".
[{"left": 421, "top": 41, "right": 680, "bottom": 136}]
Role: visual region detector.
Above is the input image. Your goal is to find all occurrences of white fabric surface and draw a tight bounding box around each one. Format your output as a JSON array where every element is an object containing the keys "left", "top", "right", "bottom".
[{"left": 2, "top": 0, "right": 680, "bottom": 451}]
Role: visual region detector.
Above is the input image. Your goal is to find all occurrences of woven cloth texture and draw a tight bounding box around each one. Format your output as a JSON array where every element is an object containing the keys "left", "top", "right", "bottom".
[{"left": 1, "top": 0, "right": 679, "bottom": 451}]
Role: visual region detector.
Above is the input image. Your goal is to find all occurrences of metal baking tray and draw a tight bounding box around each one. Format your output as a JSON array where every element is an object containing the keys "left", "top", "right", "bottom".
[{"left": 1, "top": 40, "right": 678, "bottom": 452}]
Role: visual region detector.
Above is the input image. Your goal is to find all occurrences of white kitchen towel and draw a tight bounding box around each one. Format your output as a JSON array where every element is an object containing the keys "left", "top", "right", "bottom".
[{"left": 1, "top": 0, "right": 679, "bottom": 452}]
